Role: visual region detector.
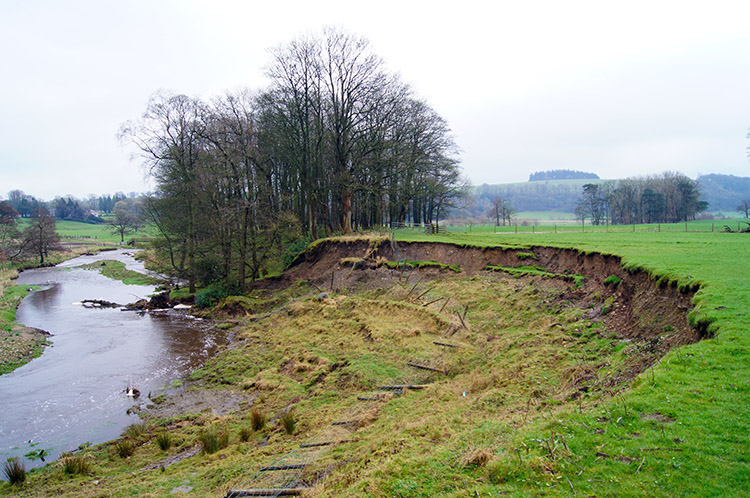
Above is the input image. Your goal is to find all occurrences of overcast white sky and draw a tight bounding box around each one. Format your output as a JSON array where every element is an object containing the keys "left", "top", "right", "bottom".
[{"left": 2, "top": 0, "right": 750, "bottom": 200}]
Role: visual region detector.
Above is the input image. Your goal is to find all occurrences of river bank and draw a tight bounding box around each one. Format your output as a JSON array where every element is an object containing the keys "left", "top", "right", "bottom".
[{"left": 0, "top": 267, "right": 46, "bottom": 376}]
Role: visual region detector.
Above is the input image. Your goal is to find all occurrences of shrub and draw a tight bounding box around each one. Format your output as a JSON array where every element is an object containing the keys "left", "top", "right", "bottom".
[
  {"left": 251, "top": 409, "right": 266, "bottom": 431},
  {"left": 195, "top": 283, "right": 233, "bottom": 308},
  {"left": 280, "top": 412, "right": 296, "bottom": 435},
  {"left": 2, "top": 457, "right": 25, "bottom": 485},
  {"left": 61, "top": 454, "right": 90, "bottom": 475},
  {"left": 114, "top": 440, "right": 134, "bottom": 458},
  {"left": 239, "top": 426, "right": 252, "bottom": 442},
  {"left": 155, "top": 432, "right": 172, "bottom": 451}
]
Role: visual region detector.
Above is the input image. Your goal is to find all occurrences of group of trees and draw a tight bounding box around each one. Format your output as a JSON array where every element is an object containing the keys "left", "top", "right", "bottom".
[
  {"left": 488, "top": 196, "right": 515, "bottom": 226},
  {"left": 0, "top": 202, "right": 60, "bottom": 264},
  {"left": 120, "top": 28, "right": 465, "bottom": 291},
  {"left": 575, "top": 172, "right": 707, "bottom": 225}
]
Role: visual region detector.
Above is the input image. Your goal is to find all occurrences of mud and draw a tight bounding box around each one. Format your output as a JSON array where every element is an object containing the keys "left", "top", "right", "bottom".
[{"left": 140, "top": 387, "right": 257, "bottom": 420}]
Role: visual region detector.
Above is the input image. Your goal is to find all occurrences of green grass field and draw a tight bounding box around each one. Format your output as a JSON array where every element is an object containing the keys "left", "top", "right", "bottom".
[
  {"left": 408, "top": 218, "right": 750, "bottom": 235},
  {"left": 394, "top": 226, "right": 750, "bottom": 496},
  {"left": 54, "top": 219, "right": 122, "bottom": 243},
  {"left": 15, "top": 219, "right": 156, "bottom": 244}
]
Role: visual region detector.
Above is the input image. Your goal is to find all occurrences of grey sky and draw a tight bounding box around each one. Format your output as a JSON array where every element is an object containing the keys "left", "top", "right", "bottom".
[{"left": 2, "top": 0, "right": 749, "bottom": 200}]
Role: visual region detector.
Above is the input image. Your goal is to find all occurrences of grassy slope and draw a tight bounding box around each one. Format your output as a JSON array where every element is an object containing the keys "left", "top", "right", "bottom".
[{"left": 395, "top": 228, "right": 750, "bottom": 496}]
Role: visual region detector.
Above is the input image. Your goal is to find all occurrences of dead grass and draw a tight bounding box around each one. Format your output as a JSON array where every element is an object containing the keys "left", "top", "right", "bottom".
[{"left": 459, "top": 447, "right": 494, "bottom": 467}]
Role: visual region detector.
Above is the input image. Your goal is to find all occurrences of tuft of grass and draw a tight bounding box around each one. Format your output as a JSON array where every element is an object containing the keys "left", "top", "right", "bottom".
[
  {"left": 155, "top": 432, "right": 172, "bottom": 451},
  {"left": 238, "top": 426, "right": 252, "bottom": 442},
  {"left": 280, "top": 412, "right": 296, "bottom": 435},
  {"left": 61, "top": 454, "right": 90, "bottom": 475},
  {"left": 199, "top": 428, "right": 229, "bottom": 454},
  {"left": 114, "top": 440, "right": 134, "bottom": 458},
  {"left": 251, "top": 408, "right": 266, "bottom": 431},
  {"left": 121, "top": 423, "right": 146, "bottom": 439},
  {"left": 2, "top": 457, "right": 25, "bottom": 485}
]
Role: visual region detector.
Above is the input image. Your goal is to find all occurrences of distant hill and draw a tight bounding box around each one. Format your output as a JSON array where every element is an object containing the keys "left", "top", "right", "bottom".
[
  {"left": 529, "top": 169, "right": 600, "bottom": 181},
  {"left": 697, "top": 174, "right": 750, "bottom": 212}
]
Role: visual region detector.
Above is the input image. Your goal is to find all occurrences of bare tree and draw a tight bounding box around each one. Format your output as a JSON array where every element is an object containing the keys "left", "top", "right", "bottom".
[
  {"left": 119, "top": 91, "right": 206, "bottom": 291},
  {"left": 737, "top": 200, "right": 750, "bottom": 219},
  {"left": 489, "top": 196, "right": 514, "bottom": 226},
  {"left": 22, "top": 207, "right": 61, "bottom": 264},
  {"left": 109, "top": 208, "right": 136, "bottom": 243}
]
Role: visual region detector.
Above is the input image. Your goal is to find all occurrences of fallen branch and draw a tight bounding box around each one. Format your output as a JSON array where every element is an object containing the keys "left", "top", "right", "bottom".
[{"left": 422, "top": 297, "right": 444, "bottom": 307}]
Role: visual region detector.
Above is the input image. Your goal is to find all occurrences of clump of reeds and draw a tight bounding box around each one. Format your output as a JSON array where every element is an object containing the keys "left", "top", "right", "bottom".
[
  {"left": 280, "top": 412, "right": 296, "bottom": 435},
  {"left": 199, "top": 429, "right": 229, "bottom": 454},
  {"left": 2, "top": 457, "right": 25, "bottom": 485},
  {"left": 122, "top": 423, "right": 146, "bottom": 439},
  {"left": 114, "top": 440, "right": 134, "bottom": 458},
  {"left": 155, "top": 432, "right": 172, "bottom": 451},
  {"left": 61, "top": 454, "right": 90, "bottom": 475},
  {"left": 251, "top": 409, "right": 266, "bottom": 431},
  {"left": 238, "top": 426, "right": 252, "bottom": 442}
]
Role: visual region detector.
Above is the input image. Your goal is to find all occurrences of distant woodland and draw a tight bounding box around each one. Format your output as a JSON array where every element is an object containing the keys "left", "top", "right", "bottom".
[{"left": 529, "top": 169, "right": 599, "bottom": 181}]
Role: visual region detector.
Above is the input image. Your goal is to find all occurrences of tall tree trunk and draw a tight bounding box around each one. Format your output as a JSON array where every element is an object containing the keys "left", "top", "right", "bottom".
[{"left": 343, "top": 190, "right": 353, "bottom": 234}]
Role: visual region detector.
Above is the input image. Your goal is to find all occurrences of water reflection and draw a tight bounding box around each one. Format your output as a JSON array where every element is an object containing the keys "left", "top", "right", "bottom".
[{"left": 0, "top": 249, "right": 227, "bottom": 470}]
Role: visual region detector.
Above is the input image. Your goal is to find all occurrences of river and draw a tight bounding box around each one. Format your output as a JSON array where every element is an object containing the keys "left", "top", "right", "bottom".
[{"left": 0, "top": 249, "right": 227, "bottom": 469}]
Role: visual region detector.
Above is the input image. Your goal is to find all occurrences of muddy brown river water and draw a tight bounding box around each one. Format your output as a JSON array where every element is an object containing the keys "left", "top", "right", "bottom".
[{"left": 0, "top": 249, "right": 227, "bottom": 470}]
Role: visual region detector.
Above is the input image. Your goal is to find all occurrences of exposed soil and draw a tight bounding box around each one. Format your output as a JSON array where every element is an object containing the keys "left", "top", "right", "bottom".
[
  {"left": 260, "top": 239, "right": 700, "bottom": 388},
  {"left": 137, "top": 387, "right": 257, "bottom": 420}
]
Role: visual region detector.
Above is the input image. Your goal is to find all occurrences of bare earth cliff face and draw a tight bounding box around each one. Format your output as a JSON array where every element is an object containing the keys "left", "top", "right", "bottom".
[{"left": 273, "top": 239, "right": 700, "bottom": 387}]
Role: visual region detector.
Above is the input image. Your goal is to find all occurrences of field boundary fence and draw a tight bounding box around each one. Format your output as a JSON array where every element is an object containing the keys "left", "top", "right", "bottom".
[{"left": 389, "top": 220, "right": 749, "bottom": 237}]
